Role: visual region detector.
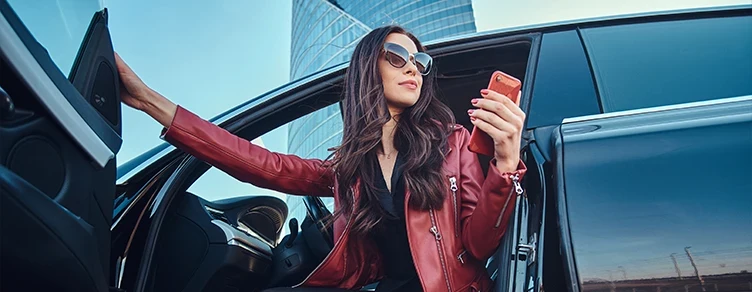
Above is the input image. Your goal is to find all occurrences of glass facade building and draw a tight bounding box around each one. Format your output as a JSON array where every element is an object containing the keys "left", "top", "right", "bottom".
[{"left": 286, "top": 0, "right": 476, "bottom": 223}]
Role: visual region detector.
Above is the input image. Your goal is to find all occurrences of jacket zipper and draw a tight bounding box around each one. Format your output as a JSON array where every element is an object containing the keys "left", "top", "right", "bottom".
[
  {"left": 292, "top": 191, "right": 355, "bottom": 288},
  {"left": 429, "top": 209, "right": 453, "bottom": 292},
  {"left": 449, "top": 176, "right": 459, "bottom": 237},
  {"left": 495, "top": 174, "right": 523, "bottom": 228},
  {"left": 457, "top": 249, "right": 467, "bottom": 265}
]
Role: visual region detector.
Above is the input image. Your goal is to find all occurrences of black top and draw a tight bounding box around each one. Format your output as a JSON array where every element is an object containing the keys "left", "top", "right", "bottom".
[{"left": 371, "top": 152, "right": 423, "bottom": 292}]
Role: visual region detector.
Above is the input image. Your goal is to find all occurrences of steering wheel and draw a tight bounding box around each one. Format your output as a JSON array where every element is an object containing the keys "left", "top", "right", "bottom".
[{"left": 266, "top": 196, "right": 334, "bottom": 288}]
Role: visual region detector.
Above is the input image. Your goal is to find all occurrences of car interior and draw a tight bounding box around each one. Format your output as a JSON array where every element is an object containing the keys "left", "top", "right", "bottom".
[{"left": 143, "top": 37, "right": 533, "bottom": 292}]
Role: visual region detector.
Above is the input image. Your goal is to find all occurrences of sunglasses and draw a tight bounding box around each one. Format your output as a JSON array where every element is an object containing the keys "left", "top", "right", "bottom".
[{"left": 383, "top": 42, "right": 432, "bottom": 75}]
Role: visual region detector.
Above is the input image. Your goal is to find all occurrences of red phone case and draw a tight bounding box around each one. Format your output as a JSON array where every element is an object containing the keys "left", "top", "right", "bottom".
[{"left": 467, "top": 71, "right": 522, "bottom": 157}]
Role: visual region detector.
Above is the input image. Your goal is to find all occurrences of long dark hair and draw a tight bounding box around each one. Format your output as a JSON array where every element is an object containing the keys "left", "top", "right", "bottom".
[{"left": 327, "top": 25, "right": 455, "bottom": 237}]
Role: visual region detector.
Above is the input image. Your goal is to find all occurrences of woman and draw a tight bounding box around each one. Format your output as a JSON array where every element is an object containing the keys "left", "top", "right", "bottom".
[{"left": 116, "top": 25, "right": 526, "bottom": 292}]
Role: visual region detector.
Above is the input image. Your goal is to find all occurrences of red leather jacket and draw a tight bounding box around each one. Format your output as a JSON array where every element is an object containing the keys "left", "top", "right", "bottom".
[{"left": 162, "top": 106, "right": 526, "bottom": 292}]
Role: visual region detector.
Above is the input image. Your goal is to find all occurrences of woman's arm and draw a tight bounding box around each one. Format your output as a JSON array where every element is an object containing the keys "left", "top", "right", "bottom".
[
  {"left": 161, "top": 105, "right": 335, "bottom": 197},
  {"left": 460, "top": 88, "right": 528, "bottom": 259},
  {"left": 456, "top": 127, "right": 526, "bottom": 260},
  {"left": 116, "top": 53, "right": 334, "bottom": 197}
]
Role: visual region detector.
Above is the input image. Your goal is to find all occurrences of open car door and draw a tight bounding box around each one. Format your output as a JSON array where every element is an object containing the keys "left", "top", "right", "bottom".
[{"left": 1, "top": 1, "right": 121, "bottom": 291}]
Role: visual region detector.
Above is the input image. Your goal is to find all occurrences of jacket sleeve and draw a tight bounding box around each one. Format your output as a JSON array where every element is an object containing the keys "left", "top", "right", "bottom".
[
  {"left": 159, "top": 105, "right": 335, "bottom": 197},
  {"left": 457, "top": 127, "right": 527, "bottom": 260}
]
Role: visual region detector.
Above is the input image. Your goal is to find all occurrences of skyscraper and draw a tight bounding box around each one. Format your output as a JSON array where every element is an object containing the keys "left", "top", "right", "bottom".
[{"left": 286, "top": 0, "right": 476, "bottom": 223}]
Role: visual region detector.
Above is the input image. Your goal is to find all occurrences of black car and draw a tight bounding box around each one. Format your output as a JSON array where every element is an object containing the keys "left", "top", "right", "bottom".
[{"left": 1, "top": 1, "right": 750, "bottom": 292}]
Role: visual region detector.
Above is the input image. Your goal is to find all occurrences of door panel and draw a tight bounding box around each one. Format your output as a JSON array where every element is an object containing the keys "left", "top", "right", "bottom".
[
  {"left": 557, "top": 97, "right": 752, "bottom": 291},
  {"left": 0, "top": 1, "right": 121, "bottom": 291},
  {"left": 0, "top": 165, "right": 108, "bottom": 291}
]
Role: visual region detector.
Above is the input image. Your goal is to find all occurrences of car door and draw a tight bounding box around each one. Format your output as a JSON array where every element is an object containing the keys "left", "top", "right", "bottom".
[
  {"left": 0, "top": 1, "right": 121, "bottom": 291},
  {"left": 545, "top": 9, "right": 752, "bottom": 292}
]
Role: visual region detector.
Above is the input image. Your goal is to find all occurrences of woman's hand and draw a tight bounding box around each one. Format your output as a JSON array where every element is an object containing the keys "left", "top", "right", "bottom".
[
  {"left": 468, "top": 89, "right": 525, "bottom": 173},
  {"left": 114, "top": 52, "right": 177, "bottom": 127}
]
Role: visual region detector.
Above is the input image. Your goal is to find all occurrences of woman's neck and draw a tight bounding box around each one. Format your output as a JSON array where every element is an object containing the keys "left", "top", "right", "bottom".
[{"left": 379, "top": 109, "right": 400, "bottom": 157}]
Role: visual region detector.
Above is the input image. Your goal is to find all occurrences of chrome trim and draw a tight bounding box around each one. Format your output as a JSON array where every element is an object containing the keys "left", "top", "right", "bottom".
[
  {"left": 204, "top": 205, "right": 224, "bottom": 215},
  {"left": 228, "top": 239, "right": 267, "bottom": 258},
  {"left": 115, "top": 256, "right": 126, "bottom": 288},
  {"left": 0, "top": 12, "right": 114, "bottom": 167},
  {"left": 236, "top": 222, "right": 276, "bottom": 247},
  {"left": 423, "top": 4, "right": 752, "bottom": 47},
  {"left": 563, "top": 95, "right": 752, "bottom": 124},
  {"left": 210, "top": 219, "right": 272, "bottom": 258}
]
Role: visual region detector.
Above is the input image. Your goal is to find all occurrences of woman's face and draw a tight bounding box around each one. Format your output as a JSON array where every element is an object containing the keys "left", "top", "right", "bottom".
[{"left": 378, "top": 33, "right": 423, "bottom": 115}]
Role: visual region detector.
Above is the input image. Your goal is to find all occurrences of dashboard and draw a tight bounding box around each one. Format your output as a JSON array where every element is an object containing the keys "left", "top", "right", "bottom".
[{"left": 147, "top": 192, "right": 288, "bottom": 292}]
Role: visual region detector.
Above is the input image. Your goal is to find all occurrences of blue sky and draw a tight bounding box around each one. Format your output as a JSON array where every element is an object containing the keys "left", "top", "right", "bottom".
[{"left": 107, "top": 0, "right": 294, "bottom": 164}]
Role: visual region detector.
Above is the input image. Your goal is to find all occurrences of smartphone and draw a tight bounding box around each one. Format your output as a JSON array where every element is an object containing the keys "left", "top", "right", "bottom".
[{"left": 467, "top": 71, "right": 522, "bottom": 157}]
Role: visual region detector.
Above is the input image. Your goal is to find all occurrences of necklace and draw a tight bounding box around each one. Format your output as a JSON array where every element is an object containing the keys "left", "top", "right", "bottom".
[{"left": 379, "top": 150, "right": 398, "bottom": 160}]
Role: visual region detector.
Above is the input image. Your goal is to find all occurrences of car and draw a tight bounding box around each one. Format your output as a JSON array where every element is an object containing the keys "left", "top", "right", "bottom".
[{"left": 1, "top": 1, "right": 750, "bottom": 291}]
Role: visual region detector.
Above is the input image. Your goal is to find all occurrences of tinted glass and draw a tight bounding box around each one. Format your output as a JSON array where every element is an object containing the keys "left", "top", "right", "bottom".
[
  {"left": 8, "top": 0, "right": 102, "bottom": 76},
  {"left": 528, "top": 31, "right": 601, "bottom": 128},
  {"left": 581, "top": 15, "right": 752, "bottom": 112}
]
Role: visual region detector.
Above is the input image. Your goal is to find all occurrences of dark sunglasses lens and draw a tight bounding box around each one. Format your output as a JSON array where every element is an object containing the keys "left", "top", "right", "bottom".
[
  {"left": 415, "top": 53, "right": 432, "bottom": 74},
  {"left": 385, "top": 51, "right": 407, "bottom": 68}
]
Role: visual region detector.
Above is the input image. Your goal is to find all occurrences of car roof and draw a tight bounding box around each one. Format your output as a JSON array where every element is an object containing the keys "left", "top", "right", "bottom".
[{"left": 424, "top": 4, "right": 752, "bottom": 47}]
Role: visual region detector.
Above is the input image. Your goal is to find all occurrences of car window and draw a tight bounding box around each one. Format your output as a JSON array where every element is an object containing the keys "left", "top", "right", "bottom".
[
  {"left": 188, "top": 103, "right": 342, "bottom": 238},
  {"left": 286, "top": 103, "right": 341, "bottom": 217},
  {"left": 528, "top": 30, "right": 600, "bottom": 128},
  {"left": 7, "top": 0, "right": 102, "bottom": 77},
  {"left": 581, "top": 15, "right": 752, "bottom": 113}
]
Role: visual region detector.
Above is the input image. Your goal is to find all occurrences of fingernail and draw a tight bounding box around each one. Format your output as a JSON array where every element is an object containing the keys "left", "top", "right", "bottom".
[
  {"left": 471, "top": 99, "right": 479, "bottom": 105},
  {"left": 467, "top": 109, "right": 475, "bottom": 115},
  {"left": 480, "top": 89, "right": 489, "bottom": 95},
  {"left": 470, "top": 117, "right": 477, "bottom": 122}
]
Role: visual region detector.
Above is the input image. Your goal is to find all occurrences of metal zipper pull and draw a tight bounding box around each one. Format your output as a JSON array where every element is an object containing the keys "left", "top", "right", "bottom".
[
  {"left": 457, "top": 250, "right": 467, "bottom": 264},
  {"left": 513, "top": 174, "right": 523, "bottom": 195},
  {"left": 430, "top": 226, "right": 442, "bottom": 241},
  {"left": 449, "top": 176, "right": 459, "bottom": 237},
  {"left": 495, "top": 174, "right": 523, "bottom": 228}
]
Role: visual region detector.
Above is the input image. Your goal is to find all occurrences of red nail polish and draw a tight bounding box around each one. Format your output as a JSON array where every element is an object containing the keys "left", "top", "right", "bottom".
[
  {"left": 467, "top": 109, "right": 475, "bottom": 115},
  {"left": 471, "top": 99, "right": 479, "bottom": 104},
  {"left": 470, "top": 117, "right": 477, "bottom": 121},
  {"left": 480, "top": 89, "right": 489, "bottom": 95}
]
